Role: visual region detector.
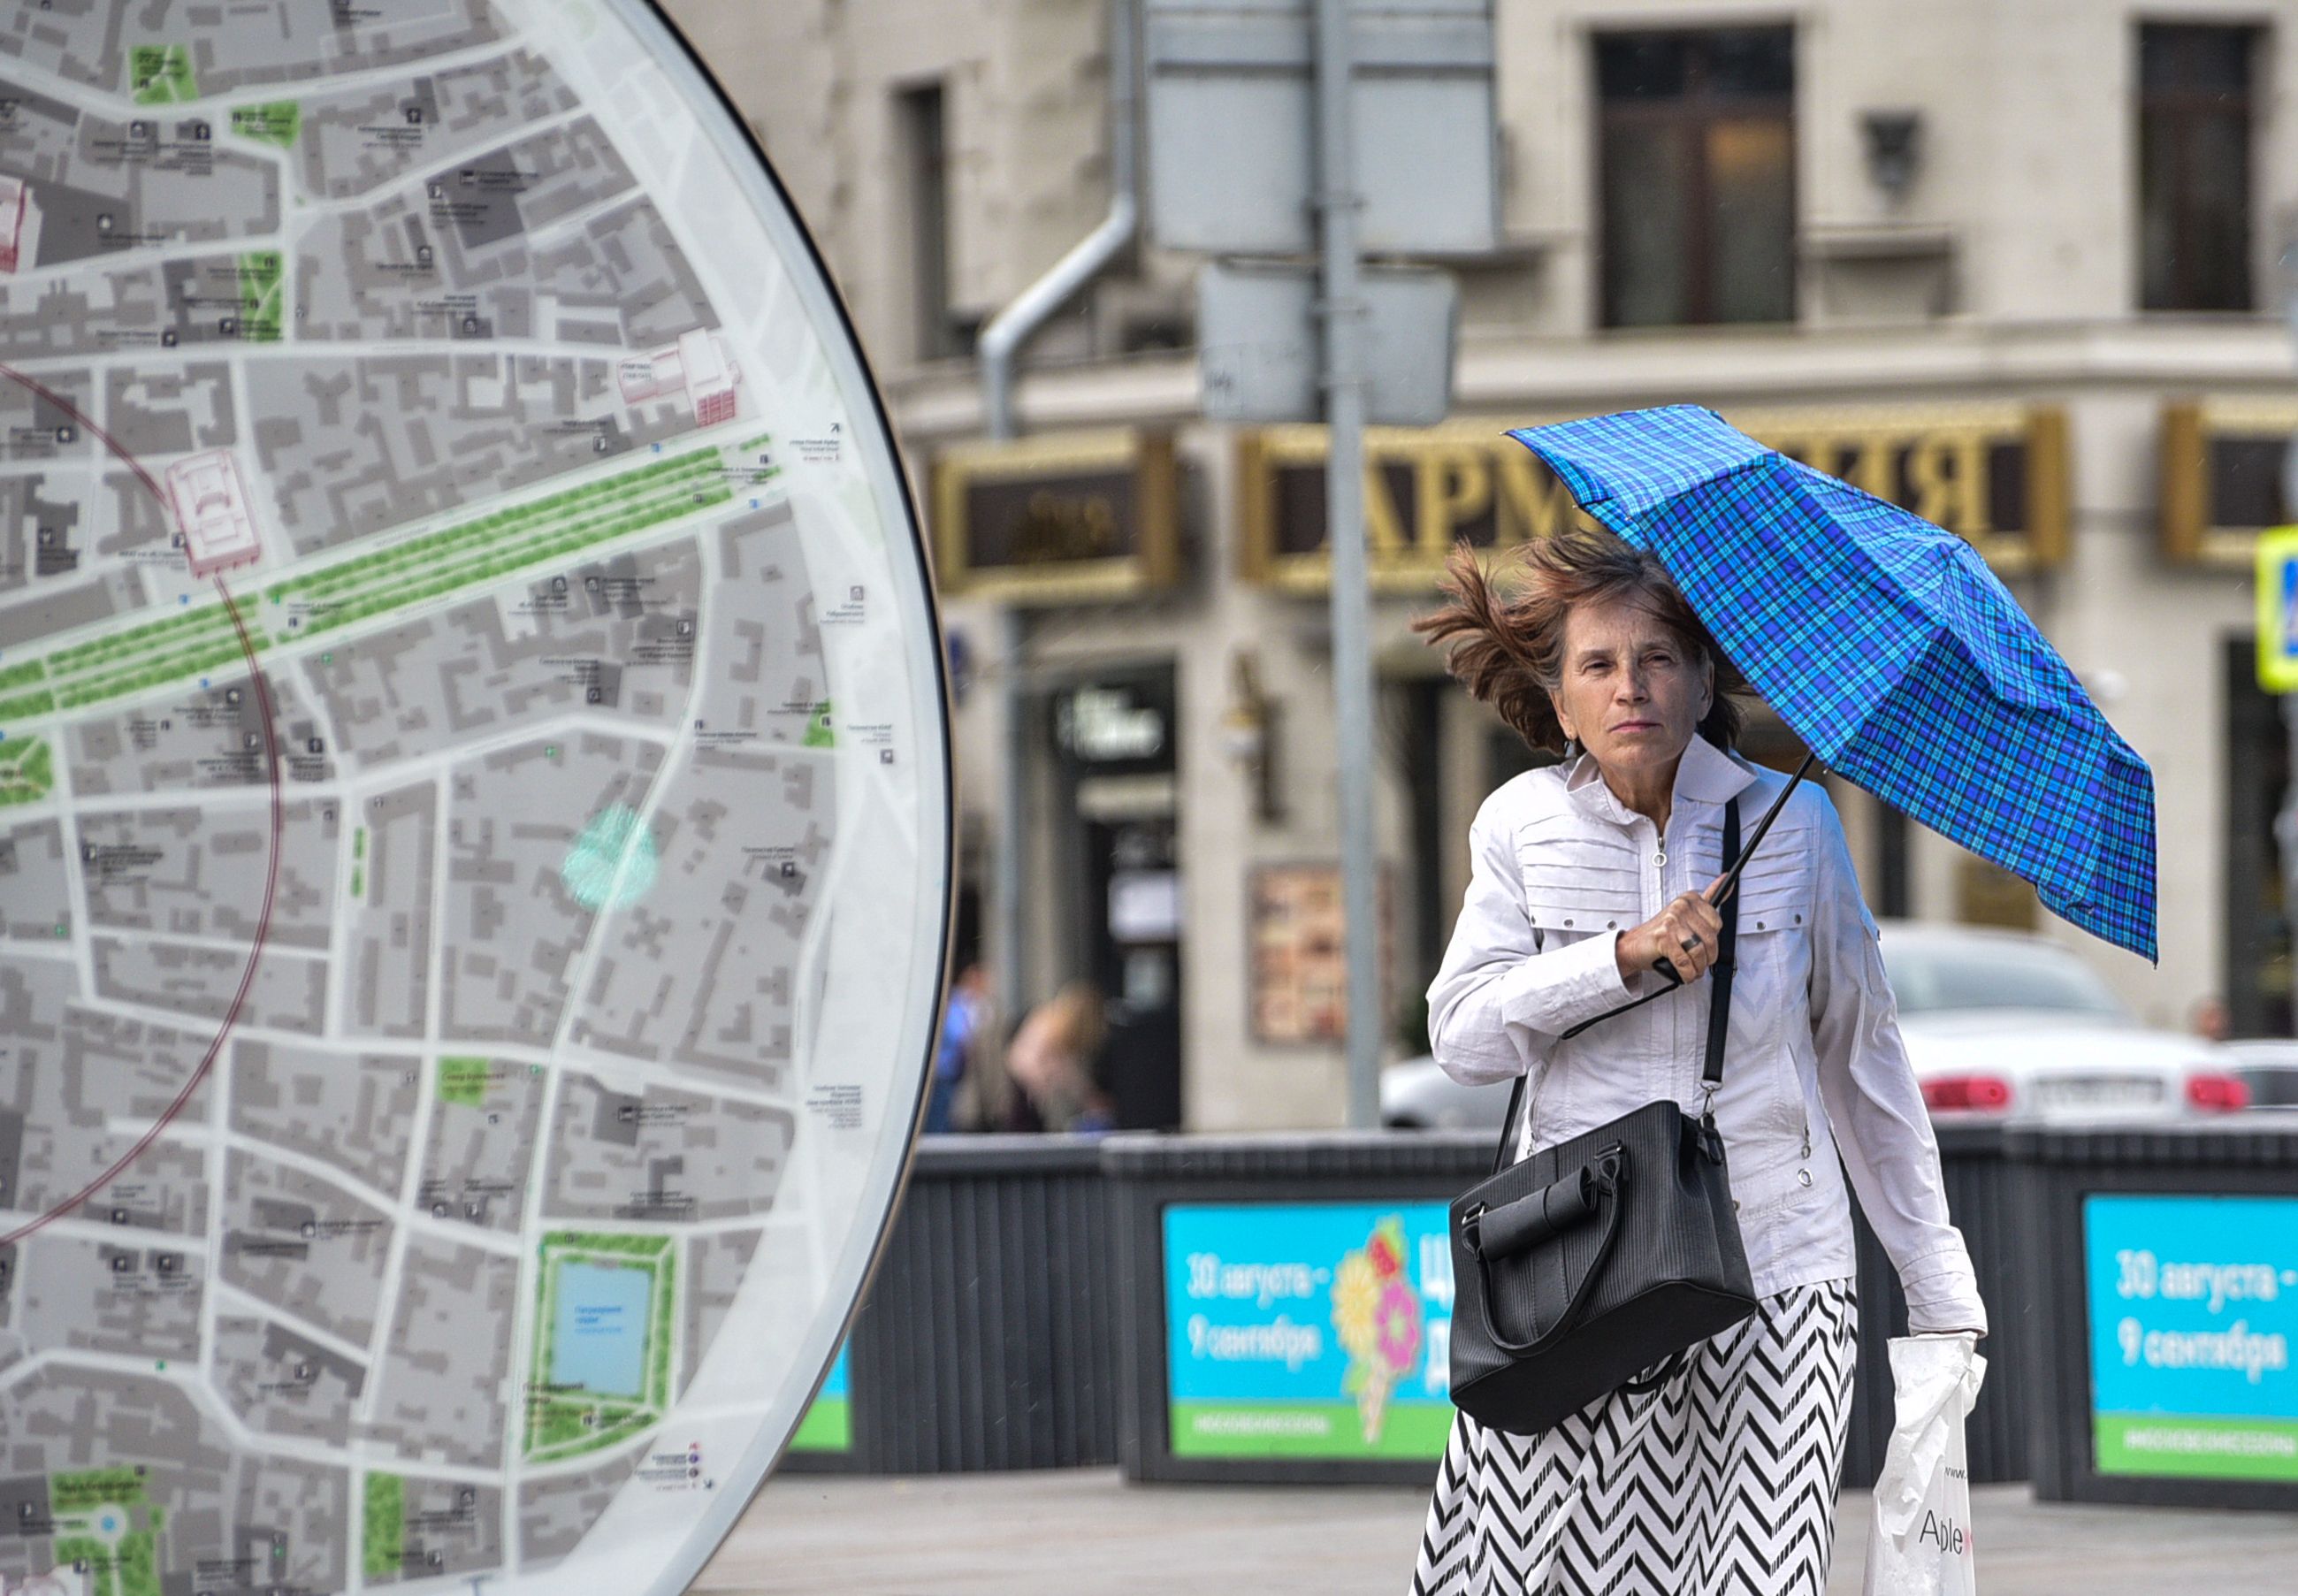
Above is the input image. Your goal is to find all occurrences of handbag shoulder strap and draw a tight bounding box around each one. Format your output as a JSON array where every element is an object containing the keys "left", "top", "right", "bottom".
[
  {"left": 1490, "top": 794, "right": 1743, "bottom": 1174},
  {"left": 1492, "top": 1075, "right": 1529, "bottom": 1177},
  {"left": 1700, "top": 796, "right": 1744, "bottom": 1111}
]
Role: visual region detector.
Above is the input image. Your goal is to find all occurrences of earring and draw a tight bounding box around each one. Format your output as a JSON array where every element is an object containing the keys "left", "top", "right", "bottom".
[{"left": 1562, "top": 737, "right": 1583, "bottom": 759}]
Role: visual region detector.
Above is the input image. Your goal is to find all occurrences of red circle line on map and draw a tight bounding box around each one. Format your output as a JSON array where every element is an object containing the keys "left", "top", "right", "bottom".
[{"left": 0, "top": 359, "right": 284, "bottom": 1249}]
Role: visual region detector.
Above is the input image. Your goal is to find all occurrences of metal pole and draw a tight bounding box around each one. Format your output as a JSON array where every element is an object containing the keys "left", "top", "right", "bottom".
[
  {"left": 1316, "top": 0, "right": 1380, "bottom": 1129},
  {"left": 996, "top": 608, "right": 1030, "bottom": 1034},
  {"left": 2280, "top": 225, "right": 2298, "bottom": 1029}
]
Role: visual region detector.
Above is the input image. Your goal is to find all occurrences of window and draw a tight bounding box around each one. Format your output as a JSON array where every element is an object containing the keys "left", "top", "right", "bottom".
[
  {"left": 1596, "top": 27, "right": 1796, "bottom": 329},
  {"left": 2138, "top": 24, "right": 2258, "bottom": 313},
  {"left": 897, "top": 81, "right": 958, "bottom": 359}
]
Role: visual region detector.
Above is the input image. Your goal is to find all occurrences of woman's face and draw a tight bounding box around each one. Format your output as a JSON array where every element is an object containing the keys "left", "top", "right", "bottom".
[{"left": 1550, "top": 592, "right": 1713, "bottom": 783}]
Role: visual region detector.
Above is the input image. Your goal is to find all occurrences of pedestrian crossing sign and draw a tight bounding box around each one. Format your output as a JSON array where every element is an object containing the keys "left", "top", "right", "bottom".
[{"left": 2256, "top": 525, "right": 2298, "bottom": 691}]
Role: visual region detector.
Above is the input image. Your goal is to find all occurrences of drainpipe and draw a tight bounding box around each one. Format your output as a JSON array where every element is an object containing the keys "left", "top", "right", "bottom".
[
  {"left": 980, "top": 0, "right": 1139, "bottom": 444},
  {"left": 977, "top": 0, "right": 1140, "bottom": 1036}
]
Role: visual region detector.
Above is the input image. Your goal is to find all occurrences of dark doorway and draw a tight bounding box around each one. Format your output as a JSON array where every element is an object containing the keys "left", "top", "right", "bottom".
[
  {"left": 2225, "top": 637, "right": 2290, "bottom": 1037},
  {"left": 1050, "top": 666, "right": 1183, "bottom": 1129},
  {"left": 1085, "top": 813, "right": 1182, "bottom": 1129}
]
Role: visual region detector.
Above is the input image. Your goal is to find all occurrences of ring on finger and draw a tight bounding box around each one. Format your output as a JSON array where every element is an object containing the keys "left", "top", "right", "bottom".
[{"left": 1679, "top": 934, "right": 1702, "bottom": 954}]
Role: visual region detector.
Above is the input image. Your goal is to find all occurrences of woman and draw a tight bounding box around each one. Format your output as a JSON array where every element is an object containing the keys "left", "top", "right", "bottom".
[
  {"left": 1408, "top": 531, "right": 1986, "bottom": 1595},
  {"left": 1004, "top": 980, "right": 1112, "bottom": 1133}
]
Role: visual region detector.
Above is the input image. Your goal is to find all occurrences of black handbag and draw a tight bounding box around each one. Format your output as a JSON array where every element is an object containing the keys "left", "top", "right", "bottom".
[{"left": 1447, "top": 796, "right": 1759, "bottom": 1435}]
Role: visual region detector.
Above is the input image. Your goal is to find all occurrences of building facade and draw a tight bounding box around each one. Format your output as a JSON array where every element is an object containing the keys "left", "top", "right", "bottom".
[{"left": 668, "top": 0, "right": 2298, "bottom": 1129}]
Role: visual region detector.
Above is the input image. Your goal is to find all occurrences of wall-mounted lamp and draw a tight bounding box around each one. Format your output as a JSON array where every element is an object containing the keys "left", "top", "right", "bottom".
[
  {"left": 1860, "top": 110, "right": 1923, "bottom": 203},
  {"left": 1220, "top": 650, "right": 1283, "bottom": 824}
]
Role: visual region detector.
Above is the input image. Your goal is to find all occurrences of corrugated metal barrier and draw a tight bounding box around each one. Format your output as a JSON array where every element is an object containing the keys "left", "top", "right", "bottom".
[
  {"left": 810, "top": 1126, "right": 2030, "bottom": 1485},
  {"left": 837, "top": 1135, "right": 1118, "bottom": 1472}
]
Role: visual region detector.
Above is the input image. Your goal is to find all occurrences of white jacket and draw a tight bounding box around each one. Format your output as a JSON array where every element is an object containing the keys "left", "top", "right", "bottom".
[{"left": 1427, "top": 734, "right": 1987, "bottom": 1335}]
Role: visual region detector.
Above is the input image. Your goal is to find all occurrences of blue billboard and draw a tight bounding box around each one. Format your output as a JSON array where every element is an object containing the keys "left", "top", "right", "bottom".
[
  {"left": 1162, "top": 1201, "right": 1455, "bottom": 1459},
  {"left": 790, "top": 1343, "right": 851, "bottom": 1453},
  {"left": 2084, "top": 1194, "right": 2298, "bottom": 1481}
]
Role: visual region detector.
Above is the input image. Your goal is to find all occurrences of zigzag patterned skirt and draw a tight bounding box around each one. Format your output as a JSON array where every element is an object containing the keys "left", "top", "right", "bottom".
[{"left": 1410, "top": 1279, "right": 1858, "bottom": 1596}]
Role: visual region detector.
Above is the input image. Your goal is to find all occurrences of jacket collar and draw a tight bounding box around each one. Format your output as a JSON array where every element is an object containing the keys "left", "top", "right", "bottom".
[{"left": 1562, "top": 733, "right": 1759, "bottom": 827}]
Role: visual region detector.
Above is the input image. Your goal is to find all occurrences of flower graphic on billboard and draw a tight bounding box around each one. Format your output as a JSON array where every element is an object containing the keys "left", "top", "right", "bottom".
[{"left": 1332, "top": 1214, "right": 1422, "bottom": 1443}]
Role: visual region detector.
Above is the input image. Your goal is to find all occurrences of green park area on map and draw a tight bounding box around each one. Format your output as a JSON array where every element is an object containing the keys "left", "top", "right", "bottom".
[
  {"left": 126, "top": 45, "right": 195, "bottom": 104},
  {"left": 361, "top": 1475, "right": 404, "bottom": 1578},
  {"left": 437, "top": 1057, "right": 493, "bottom": 1109},
  {"left": 229, "top": 100, "right": 299, "bottom": 147},
  {"left": 48, "top": 1469, "right": 164, "bottom": 1596},
  {"left": 0, "top": 444, "right": 738, "bottom": 752},
  {"left": 805, "top": 700, "right": 836, "bottom": 747},
  {"left": 524, "top": 1233, "right": 678, "bottom": 1463},
  {"left": 0, "top": 737, "right": 52, "bottom": 806},
  {"left": 238, "top": 251, "right": 284, "bottom": 342}
]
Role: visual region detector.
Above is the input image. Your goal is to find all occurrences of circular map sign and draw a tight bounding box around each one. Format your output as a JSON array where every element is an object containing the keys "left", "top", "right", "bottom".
[{"left": 0, "top": 4, "right": 951, "bottom": 1594}]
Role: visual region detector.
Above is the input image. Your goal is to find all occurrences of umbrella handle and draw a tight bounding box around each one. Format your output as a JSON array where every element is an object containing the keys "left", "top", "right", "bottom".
[{"left": 1647, "top": 751, "right": 1822, "bottom": 985}]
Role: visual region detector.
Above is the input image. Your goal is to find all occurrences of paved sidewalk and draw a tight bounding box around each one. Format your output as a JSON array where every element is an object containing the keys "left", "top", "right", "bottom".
[{"left": 694, "top": 1468, "right": 2298, "bottom": 1594}]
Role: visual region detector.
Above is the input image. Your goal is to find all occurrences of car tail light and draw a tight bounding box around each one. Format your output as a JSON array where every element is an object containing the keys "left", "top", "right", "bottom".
[
  {"left": 2186, "top": 1073, "right": 2251, "bottom": 1111},
  {"left": 1921, "top": 1075, "right": 2012, "bottom": 1111}
]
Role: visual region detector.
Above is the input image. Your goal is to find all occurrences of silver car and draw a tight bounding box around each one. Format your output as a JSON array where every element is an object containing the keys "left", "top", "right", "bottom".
[
  {"left": 2218, "top": 1040, "right": 2298, "bottom": 1110},
  {"left": 1382, "top": 920, "right": 2250, "bottom": 1129}
]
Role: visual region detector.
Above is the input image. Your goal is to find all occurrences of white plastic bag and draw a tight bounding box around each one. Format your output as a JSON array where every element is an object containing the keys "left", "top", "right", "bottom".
[{"left": 1864, "top": 1333, "right": 1986, "bottom": 1596}]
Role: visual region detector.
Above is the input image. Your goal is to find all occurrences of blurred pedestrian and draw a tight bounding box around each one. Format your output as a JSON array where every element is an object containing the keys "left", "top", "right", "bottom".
[
  {"left": 2188, "top": 993, "right": 2232, "bottom": 1042},
  {"left": 924, "top": 961, "right": 992, "bottom": 1134},
  {"left": 1005, "top": 981, "right": 1112, "bottom": 1134},
  {"left": 1407, "top": 533, "right": 1986, "bottom": 1595}
]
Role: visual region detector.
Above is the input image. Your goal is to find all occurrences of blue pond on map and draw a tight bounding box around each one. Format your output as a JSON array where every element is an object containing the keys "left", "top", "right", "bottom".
[{"left": 553, "top": 1263, "right": 653, "bottom": 1398}]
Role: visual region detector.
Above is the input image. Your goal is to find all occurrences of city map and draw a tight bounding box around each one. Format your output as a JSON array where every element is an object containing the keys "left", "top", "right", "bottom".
[{"left": 0, "top": 4, "right": 951, "bottom": 1594}]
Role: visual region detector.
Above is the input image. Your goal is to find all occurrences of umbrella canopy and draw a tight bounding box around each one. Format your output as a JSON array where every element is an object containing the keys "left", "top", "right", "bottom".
[{"left": 1508, "top": 404, "right": 2157, "bottom": 963}]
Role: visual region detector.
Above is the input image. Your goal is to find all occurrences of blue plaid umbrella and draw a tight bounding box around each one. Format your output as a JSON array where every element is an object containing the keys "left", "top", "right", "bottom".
[{"left": 1508, "top": 404, "right": 2157, "bottom": 963}]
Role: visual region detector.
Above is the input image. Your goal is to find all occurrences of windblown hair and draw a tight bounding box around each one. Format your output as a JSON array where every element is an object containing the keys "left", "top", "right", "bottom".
[{"left": 1411, "top": 529, "right": 1748, "bottom": 755}]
